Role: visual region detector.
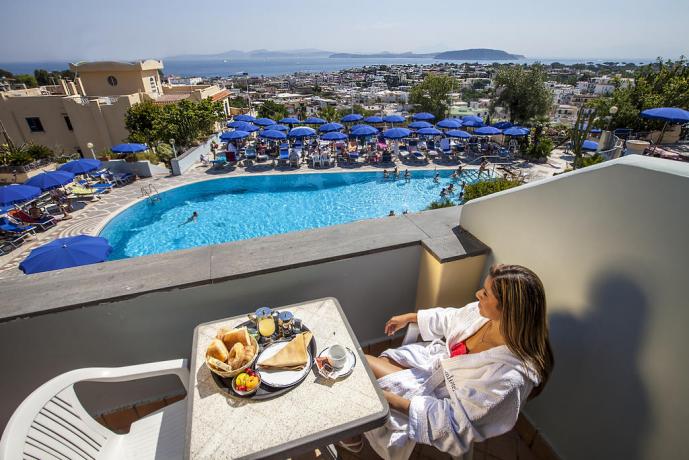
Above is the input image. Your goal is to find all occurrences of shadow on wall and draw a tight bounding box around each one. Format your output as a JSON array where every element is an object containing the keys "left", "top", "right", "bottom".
[{"left": 532, "top": 272, "right": 650, "bottom": 460}]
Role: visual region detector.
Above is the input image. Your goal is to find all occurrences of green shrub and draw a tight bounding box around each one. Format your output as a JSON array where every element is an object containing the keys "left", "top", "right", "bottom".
[
  {"left": 128, "top": 150, "right": 160, "bottom": 164},
  {"left": 25, "top": 144, "right": 53, "bottom": 160},
  {"left": 426, "top": 198, "right": 456, "bottom": 210},
  {"left": 524, "top": 138, "right": 553, "bottom": 162},
  {"left": 463, "top": 178, "right": 522, "bottom": 202},
  {"left": 574, "top": 154, "right": 605, "bottom": 169},
  {"left": 155, "top": 143, "right": 175, "bottom": 163}
]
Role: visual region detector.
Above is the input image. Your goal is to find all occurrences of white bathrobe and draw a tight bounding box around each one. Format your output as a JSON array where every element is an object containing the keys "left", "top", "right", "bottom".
[{"left": 365, "top": 302, "right": 539, "bottom": 460}]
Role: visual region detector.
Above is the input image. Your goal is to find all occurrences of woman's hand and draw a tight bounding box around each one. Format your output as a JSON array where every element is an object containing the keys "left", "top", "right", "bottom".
[{"left": 384, "top": 313, "right": 417, "bottom": 336}]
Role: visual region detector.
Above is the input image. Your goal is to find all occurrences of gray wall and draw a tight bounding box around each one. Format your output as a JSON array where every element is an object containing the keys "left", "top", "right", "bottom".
[
  {"left": 0, "top": 246, "right": 420, "bottom": 428},
  {"left": 171, "top": 135, "right": 216, "bottom": 176},
  {"left": 460, "top": 155, "right": 689, "bottom": 460},
  {"left": 103, "top": 159, "right": 169, "bottom": 178}
]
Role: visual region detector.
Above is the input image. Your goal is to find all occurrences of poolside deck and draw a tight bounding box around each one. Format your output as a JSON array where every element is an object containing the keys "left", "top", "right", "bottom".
[{"left": 0, "top": 154, "right": 568, "bottom": 279}]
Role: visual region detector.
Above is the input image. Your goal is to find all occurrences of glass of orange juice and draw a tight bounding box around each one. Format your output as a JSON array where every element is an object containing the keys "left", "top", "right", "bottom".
[{"left": 258, "top": 316, "right": 276, "bottom": 337}]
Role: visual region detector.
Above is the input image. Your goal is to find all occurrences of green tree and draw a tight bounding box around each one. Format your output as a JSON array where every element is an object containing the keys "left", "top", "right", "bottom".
[
  {"left": 34, "top": 69, "right": 51, "bottom": 86},
  {"left": 125, "top": 100, "right": 164, "bottom": 145},
  {"left": 570, "top": 107, "right": 597, "bottom": 169},
  {"left": 591, "top": 57, "right": 689, "bottom": 131},
  {"left": 0, "top": 69, "right": 13, "bottom": 78},
  {"left": 317, "top": 105, "right": 339, "bottom": 122},
  {"left": 26, "top": 143, "right": 54, "bottom": 160},
  {"left": 229, "top": 96, "right": 248, "bottom": 109},
  {"left": 257, "top": 100, "right": 289, "bottom": 120},
  {"left": 493, "top": 65, "right": 552, "bottom": 123},
  {"left": 296, "top": 103, "right": 307, "bottom": 120},
  {"left": 12, "top": 74, "right": 38, "bottom": 88},
  {"left": 409, "top": 74, "right": 455, "bottom": 120}
]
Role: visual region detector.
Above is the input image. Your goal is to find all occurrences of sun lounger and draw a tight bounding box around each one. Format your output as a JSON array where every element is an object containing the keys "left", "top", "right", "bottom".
[
  {"left": 398, "top": 145, "right": 410, "bottom": 162},
  {"left": 412, "top": 150, "right": 428, "bottom": 164},
  {"left": 8, "top": 209, "right": 56, "bottom": 231},
  {"left": 289, "top": 149, "right": 301, "bottom": 167},
  {"left": 0, "top": 217, "right": 36, "bottom": 236},
  {"left": 279, "top": 144, "right": 290, "bottom": 166},
  {"left": 382, "top": 150, "right": 393, "bottom": 163},
  {"left": 0, "top": 233, "right": 30, "bottom": 255},
  {"left": 69, "top": 186, "right": 104, "bottom": 198},
  {"left": 244, "top": 147, "right": 257, "bottom": 163}
]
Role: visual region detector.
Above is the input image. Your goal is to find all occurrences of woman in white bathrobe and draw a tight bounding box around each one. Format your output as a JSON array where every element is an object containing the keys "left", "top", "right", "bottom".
[{"left": 349, "top": 264, "right": 554, "bottom": 459}]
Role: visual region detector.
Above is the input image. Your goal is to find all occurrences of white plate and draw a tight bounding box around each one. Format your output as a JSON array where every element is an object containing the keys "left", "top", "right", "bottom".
[
  {"left": 256, "top": 340, "right": 313, "bottom": 388},
  {"left": 318, "top": 346, "right": 357, "bottom": 379}
]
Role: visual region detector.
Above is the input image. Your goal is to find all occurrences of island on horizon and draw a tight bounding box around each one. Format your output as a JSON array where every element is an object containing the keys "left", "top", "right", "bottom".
[{"left": 330, "top": 48, "right": 525, "bottom": 60}]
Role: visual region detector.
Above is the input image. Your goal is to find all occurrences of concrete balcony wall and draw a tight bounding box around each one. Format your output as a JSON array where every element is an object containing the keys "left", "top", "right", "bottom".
[
  {"left": 459, "top": 155, "right": 689, "bottom": 460},
  {"left": 0, "top": 207, "right": 488, "bottom": 431}
]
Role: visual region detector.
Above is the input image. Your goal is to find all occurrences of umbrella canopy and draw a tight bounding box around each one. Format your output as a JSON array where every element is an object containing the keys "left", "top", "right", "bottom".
[
  {"left": 462, "top": 115, "right": 484, "bottom": 124},
  {"left": 582, "top": 140, "right": 599, "bottom": 151},
  {"left": 474, "top": 126, "right": 503, "bottom": 136},
  {"left": 412, "top": 112, "right": 435, "bottom": 121},
  {"left": 363, "top": 116, "right": 384, "bottom": 124},
  {"left": 220, "top": 130, "right": 250, "bottom": 141},
  {"left": 408, "top": 121, "right": 433, "bottom": 130},
  {"left": 24, "top": 171, "right": 74, "bottom": 191},
  {"left": 58, "top": 159, "right": 102, "bottom": 175},
  {"left": 279, "top": 117, "right": 301, "bottom": 125},
  {"left": 383, "top": 127, "right": 411, "bottom": 139},
  {"left": 417, "top": 127, "right": 443, "bottom": 136},
  {"left": 111, "top": 143, "right": 148, "bottom": 154},
  {"left": 462, "top": 119, "right": 484, "bottom": 128},
  {"left": 253, "top": 117, "right": 276, "bottom": 127},
  {"left": 320, "top": 131, "right": 348, "bottom": 141},
  {"left": 288, "top": 126, "right": 317, "bottom": 138},
  {"left": 436, "top": 118, "right": 463, "bottom": 129},
  {"left": 445, "top": 130, "right": 472, "bottom": 139},
  {"left": 503, "top": 127, "right": 530, "bottom": 137},
  {"left": 341, "top": 113, "right": 364, "bottom": 123},
  {"left": 319, "top": 122, "right": 344, "bottom": 133},
  {"left": 227, "top": 120, "right": 259, "bottom": 131},
  {"left": 350, "top": 125, "right": 379, "bottom": 137},
  {"left": 640, "top": 107, "right": 689, "bottom": 123},
  {"left": 304, "top": 117, "right": 327, "bottom": 125},
  {"left": 233, "top": 114, "right": 256, "bottom": 122},
  {"left": 0, "top": 184, "right": 41, "bottom": 207},
  {"left": 383, "top": 114, "right": 406, "bottom": 124},
  {"left": 19, "top": 235, "right": 112, "bottom": 275},
  {"left": 492, "top": 121, "right": 513, "bottom": 129},
  {"left": 267, "top": 124, "right": 288, "bottom": 132},
  {"left": 260, "top": 130, "right": 287, "bottom": 140}
]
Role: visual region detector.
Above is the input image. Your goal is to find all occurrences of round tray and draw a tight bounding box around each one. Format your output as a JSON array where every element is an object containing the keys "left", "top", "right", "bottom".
[{"left": 210, "top": 320, "right": 317, "bottom": 400}]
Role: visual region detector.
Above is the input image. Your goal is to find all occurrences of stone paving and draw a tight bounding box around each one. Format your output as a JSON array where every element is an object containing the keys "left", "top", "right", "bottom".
[{"left": 0, "top": 153, "right": 569, "bottom": 279}]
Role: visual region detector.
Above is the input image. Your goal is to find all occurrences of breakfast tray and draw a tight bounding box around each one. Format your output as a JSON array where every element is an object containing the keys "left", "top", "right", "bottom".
[{"left": 210, "top": 321, "right": 317, "bottom": 400}]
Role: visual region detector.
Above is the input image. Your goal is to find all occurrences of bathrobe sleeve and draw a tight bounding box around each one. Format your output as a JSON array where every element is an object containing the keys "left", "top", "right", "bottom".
[
  {"left": 406, "top": 364, "right": 532, "bottom": 457},
  {"left": 417, "top": 302, "right": 480, "bottom": 342}
]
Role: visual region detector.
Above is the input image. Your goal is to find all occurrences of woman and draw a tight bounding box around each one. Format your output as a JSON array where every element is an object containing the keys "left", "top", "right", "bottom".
[{"left": 353, "top": 264, "right": 554, "bottom": 459}]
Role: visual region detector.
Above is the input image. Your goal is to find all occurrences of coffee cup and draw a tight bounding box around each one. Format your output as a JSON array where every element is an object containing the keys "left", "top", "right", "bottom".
[{"left": 329, "top": 344, "right": 347, "bottom": 369}]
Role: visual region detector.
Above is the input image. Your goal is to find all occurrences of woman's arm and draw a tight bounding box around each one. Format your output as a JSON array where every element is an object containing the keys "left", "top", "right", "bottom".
[
  {"left": 383, "top": 390, "right": 410, "bottom": 415},
  {"left": 385, "top": 312, "right": 417, "bottom": 336}
]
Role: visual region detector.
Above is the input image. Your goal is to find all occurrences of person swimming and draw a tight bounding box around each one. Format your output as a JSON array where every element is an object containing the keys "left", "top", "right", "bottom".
[
  {"left": 383, "top": 169, "right": 389, "bottom": 179},
  {"left": 388, "top": 210, "right": 396, "bottom": 216},
  {"left": 440, "top": 187, "right": 448, "bottom": 197},
  {"left": 447, "top": 183, "right": 455, "bottom": 193},
  {"left": 182, "top": 211, "right": 198, "bottom": 225},
  {"left": 404, "top": 169, "right": 410, "bottom": 179},
  {"left": 433, "top": 170, "right": 440, "bottom": 183}
]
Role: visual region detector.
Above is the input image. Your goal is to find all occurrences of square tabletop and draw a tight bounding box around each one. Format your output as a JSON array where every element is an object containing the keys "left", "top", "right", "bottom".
[{"left": 185, "top": 297, "right": 389, "bottom": 459}]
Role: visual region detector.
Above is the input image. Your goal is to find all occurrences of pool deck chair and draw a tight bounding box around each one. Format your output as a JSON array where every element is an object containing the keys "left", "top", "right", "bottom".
[
  {"left": 279, "top": 143, "right": 290, "bottom": 166},
  {"left": 0, "top": 359, "right": 189, "bottom": 460},
  {"left": 0, "top": 217, "right": 36, "bottom": 236}
]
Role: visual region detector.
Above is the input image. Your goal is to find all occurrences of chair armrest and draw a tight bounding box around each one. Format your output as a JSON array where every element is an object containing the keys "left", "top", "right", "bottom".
[{"left": 402, "top": 323, "right": 420, "bottom": 346}]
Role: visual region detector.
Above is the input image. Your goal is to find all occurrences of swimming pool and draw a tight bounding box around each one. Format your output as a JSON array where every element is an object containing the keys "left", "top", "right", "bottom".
[{"left": 99, "top": 169, "right": 485, "bottom": 260}]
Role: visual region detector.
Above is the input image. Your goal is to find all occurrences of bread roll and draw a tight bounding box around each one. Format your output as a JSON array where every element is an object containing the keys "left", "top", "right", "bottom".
[
  {"left": 221, "top": 327, "right": 251, "bottom": 350},
  {"left": 241, "top": 344, "right": 256, "bottom": 367},
  {"left": 206, "top": 338, "right": 229, "bottom": 362},
  {"left": 228, "top": 342, "right": 245, "bottom": 369}
]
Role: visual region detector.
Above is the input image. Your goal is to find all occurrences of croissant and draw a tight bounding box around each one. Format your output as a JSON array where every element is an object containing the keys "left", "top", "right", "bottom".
[
  {"left": 228, "top": 342, "right": 245, "bottom": 369},
  {"left": 206, "top": 338, "right": 229, "bottom": 363}
]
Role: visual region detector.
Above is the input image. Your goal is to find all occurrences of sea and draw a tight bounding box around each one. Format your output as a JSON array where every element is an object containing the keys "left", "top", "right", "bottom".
[{"left": 0, "top": 57, "right": 655, "bottom": 78}]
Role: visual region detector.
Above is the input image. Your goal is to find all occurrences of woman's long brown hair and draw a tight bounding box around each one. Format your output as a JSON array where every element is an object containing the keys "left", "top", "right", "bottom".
[{"left": 489, "top": 264, "right": 554, "bottom": 398}]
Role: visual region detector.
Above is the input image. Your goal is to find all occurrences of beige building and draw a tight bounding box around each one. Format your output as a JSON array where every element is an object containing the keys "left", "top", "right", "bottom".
[{"left": 0, "top": 60, "right": 229, "bottom": 158}]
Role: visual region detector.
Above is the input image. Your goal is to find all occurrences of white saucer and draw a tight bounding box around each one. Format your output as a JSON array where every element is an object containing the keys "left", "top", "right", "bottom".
[
  {"left": 256, "top": 340, "right": 313, "bottom": 388},
  {"left": 318, "top": 346, "right": 356, "bottom": 379}
]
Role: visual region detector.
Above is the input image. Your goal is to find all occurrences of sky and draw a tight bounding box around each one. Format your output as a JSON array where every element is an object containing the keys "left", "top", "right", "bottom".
[{"left": 0, "top": 0, "right": 687, "bottom": 62}]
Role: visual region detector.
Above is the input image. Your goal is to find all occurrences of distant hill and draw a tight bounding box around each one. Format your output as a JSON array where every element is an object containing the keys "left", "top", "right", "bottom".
[
  {"left": 329, "top": 49, "right": 524, "bottom": 60},
  {"left": 166, "top": 49, "right": 333, "bottom": 60},
  {"left": 434, "top": 49, "right": 525, "bottom": 60}
]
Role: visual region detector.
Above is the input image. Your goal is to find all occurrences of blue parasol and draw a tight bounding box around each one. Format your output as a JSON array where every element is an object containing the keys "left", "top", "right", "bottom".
[
  {"left": 19, "top": 235, "right": 112, "bottom": 274},
  {"left": 363, "top": 116, "right": 384, "bottom": 124},
  {"left": 24, "top": 171, "right": 74, "bottom": 191},
  {"left": 474, "top": 126, "right": 503, "bottom": 136},
  {"left": 227, "top": 121, "right": 259, "bottom": 132},
  {"left": 304, "top": 117, "right": 327, "bottom": 125},
  {"left": 220, "top": 130, "right": 250, "bottom": 141},
  {"left": 383, "top": 128, "right": 411, "bottom": 139},
  {"left": 582, "top": 140, "right": 598, "bottom": 151},
  {"left": 253, "top": 117, "right": 276, "bottom": 127},
  {"left": 288, "top": 127, "right": 317, "bottom": 138},
  {"left": 279, "top": 117, "right": 301, "bottom": 125},
  {"left": 0, "top": 184, "right": 41, "bottom": 207},
  {"left": 320, "top": 131, "right": 348, "bottom": 141},
  {"left": 111, "top": 143, "right": 148, "bottom": 154},
  {"left": 319, "top": 122, "right": 344, "bottom": 133},
  {"left": 260, "top": 130, "right": 287, "bottom": 140},
  {"left": 233, "top": 114, "right": 255, "bottom": 122},
  {"left": 340, "top": 113, "right": 363, "bottom": 123},
  {"left": 417, "top": 127, "right": 443, "bottom": 136},
  {"left": 408, "top": 121, "right": 433, "bottom": 130},
  {"left": 412, "top": 112, "right": 435, "bottom": 121},
  {"left": 383, "top": 114, "right": 406, "bottom": 124},
  {"left": 58, "top": 159, "right": 102, "bottom": 175},
  {"left": 436, "top": 118, "right": 463, "bottom": 129},
  {"left": 350, "top": 125, "right": 379, "bottom": 137},
  {"left": 445, "top": 130, "right": 471, "bottom": 139}
]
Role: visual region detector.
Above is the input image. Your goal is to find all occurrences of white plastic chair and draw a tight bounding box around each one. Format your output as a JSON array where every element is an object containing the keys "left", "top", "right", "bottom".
[{"left": 0, "top": 359, "right": 189, "bottom": 460}]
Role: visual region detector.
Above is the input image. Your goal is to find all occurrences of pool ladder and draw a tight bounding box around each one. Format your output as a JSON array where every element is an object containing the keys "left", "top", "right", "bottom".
[{"left": 141, "top": 184, "right": 161, "bottom": 203}]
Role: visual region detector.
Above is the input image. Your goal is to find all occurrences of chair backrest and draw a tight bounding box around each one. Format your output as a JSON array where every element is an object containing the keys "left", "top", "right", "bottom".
[{"left": 0, "top": 378, "right": 113, "bottom": 460}]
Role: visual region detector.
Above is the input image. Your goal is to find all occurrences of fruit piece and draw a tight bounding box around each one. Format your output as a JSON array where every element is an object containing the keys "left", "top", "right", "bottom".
[
  {"left": 237, "top": 385, "right": 247, "bottom": 391},
  {"left": 236, "top": 373, "right": 249, "bottom": 386},
  {"left": 246, "top": 376, "right": 260, "bottom": 390}
]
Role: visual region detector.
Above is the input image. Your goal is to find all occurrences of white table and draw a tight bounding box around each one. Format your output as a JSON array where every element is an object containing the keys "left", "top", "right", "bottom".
[{"left": 185, "top": 297, "right": 389, "bottom": 459}]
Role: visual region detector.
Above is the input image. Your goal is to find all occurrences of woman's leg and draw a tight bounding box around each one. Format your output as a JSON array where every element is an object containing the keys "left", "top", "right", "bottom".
[{"left": 365, "top": 354, "right": 407, "bottom": 379}]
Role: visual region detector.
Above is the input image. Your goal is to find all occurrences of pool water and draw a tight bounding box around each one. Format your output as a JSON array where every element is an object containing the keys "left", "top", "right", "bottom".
[{"left": 100, "top": 169, "right": 486, "bottom": 260}]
